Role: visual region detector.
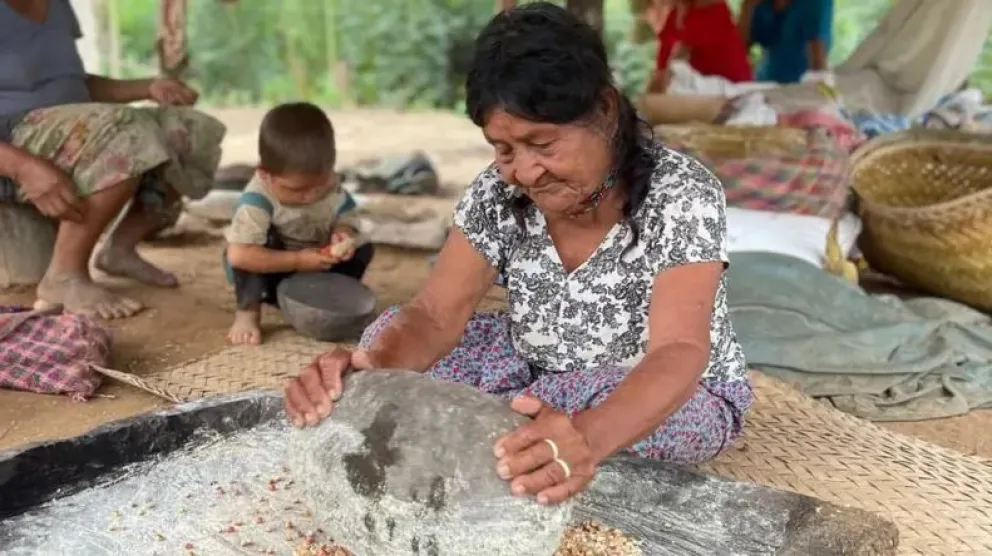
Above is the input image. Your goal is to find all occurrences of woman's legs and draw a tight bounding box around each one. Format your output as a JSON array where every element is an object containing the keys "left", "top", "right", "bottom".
[
  {"left": 92, "top": 104, "right": 225, "bottom": 288},
  {"left": 359, "top": 306, "right": 752, "bottom": 465},
  {"left": 359, "top": 307, "right": 535, "bottom": 397},
  {"left": 13, "top": 104, "right": 184, "bottom": 316},
  {"left": 94, "top": 182, "right": 180, "bottom": 288},
  {"left": 37, "top": 177, "right": 145, "bottom": 319},
  {"left": 526, "top": 367, "right": 752, "bottom": 464}
]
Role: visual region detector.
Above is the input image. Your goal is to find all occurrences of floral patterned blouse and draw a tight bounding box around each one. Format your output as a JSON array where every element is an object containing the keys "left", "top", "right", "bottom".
[{"left": 453, "top": 143, "right": 747, "bottom": 384}]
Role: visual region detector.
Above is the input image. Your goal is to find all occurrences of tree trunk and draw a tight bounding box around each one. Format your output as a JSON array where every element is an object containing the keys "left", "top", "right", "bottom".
[
  {"left": 0, "top": 204, "right": 56, "bottom": 289},
  {"left": 70, "top": 0, "right": 101, "bottom": 72},
  {"left": 106, "top": 0, "right": 122, "bottom": 78},
  {"left": 157, "top": 0, "right": 188, "bottom": 78},
  {"left": 496, "top": 0, "right": 515, "bottom": 12},
  {"left": 566, "top": 0, "right": 605, "bottom": 35},
  {"left": 628, "top": 0, "right": 655, "bottom": 43}
]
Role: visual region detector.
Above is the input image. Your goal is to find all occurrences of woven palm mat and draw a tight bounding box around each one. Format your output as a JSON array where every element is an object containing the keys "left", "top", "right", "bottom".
[
  {"left": 98, "top": 335, "right": 992, "bottom": 555},
  {"left": 95, "top": 329, "right": 328, "bottom": 403},
  {"left": 698, "top": 373, "right": 992, "bottom": 555}
]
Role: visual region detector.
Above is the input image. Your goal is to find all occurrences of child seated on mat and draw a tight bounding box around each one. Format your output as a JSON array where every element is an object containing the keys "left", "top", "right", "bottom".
[{"left": 224, "top": 102, "right": 373, "bottom": 345}]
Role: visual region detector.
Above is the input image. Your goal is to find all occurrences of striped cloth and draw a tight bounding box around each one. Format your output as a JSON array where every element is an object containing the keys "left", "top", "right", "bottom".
[{"left": 668, "top": 125, "right": 852, "bottom": 220}]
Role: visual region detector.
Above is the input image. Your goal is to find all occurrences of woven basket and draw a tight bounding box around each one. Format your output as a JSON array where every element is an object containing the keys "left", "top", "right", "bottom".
[
  {"left": 851, "top": 130, "right": 992, "bottom": 310},
  {"left": 656, "top": 124, "right": 808, "bottom": 163}
]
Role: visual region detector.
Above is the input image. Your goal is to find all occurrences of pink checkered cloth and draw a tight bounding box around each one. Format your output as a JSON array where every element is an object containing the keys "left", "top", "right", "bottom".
[
  {"left": 665, "top": 110, "right": 861, "bottom": 221},
  {"left": 0, "top": 305, "right": 112, "bottom": 400},
  {"left": 714, "top": 127, "right": 850, "bottom": 219},
  {"left": 777, "top": 109, "right": 866, "bottom": 154}
]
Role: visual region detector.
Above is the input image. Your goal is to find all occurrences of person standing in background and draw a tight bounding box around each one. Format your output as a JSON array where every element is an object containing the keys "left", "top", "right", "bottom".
[
  {"left": 738, "top": 0, "right": 834, "bottom": 84},
  {"left": 645, "top": 0, "right": 753, "bottom": 93}
]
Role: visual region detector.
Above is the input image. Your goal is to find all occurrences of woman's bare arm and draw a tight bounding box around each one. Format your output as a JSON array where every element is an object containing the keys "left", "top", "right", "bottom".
[
  {"left": 572, "top": 261, "right": 723, "bottom": 461},
  {"left": 85, "top": 76, "right": 153, "bottom": 104},
  {"left": 368, "top": 228, "right": 498, "bottom": 372},
  {"left": 804, "top": 0, "right": 832, "bottom": 72},
  {"left": 807, "top": 40, "right": 829, "bottom": 71}
]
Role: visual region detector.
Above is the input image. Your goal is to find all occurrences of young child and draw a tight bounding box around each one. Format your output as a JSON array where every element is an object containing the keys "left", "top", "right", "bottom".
[{"left": 224, "top": 102, "right": 373, "bottom": 345}]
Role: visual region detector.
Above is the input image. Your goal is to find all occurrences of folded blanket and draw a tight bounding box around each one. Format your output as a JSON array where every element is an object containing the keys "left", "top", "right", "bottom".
[{"left": 728, "top": 252, "right": 992, "bottom": 421}]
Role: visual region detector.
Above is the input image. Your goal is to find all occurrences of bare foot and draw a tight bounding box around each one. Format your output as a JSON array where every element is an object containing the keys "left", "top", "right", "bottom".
[
  {"left": 227, "top": 309, "right": 262, "bottom": 345},
  {"left": 36, "top": 273, "right": 144, "bottom": 319},
  {"left": 94, "top": 247, "right": 179, "bottom": 288}
]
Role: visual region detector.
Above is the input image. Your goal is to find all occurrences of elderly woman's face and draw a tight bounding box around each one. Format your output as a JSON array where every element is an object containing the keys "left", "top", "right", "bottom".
[{"left": 483, "top": 109, "right": 614, "bottom": 217}]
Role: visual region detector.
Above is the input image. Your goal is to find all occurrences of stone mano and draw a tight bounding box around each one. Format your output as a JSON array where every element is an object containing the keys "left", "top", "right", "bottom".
[{"left": 289, "top": 370, "right": 573, "bottom": 556}]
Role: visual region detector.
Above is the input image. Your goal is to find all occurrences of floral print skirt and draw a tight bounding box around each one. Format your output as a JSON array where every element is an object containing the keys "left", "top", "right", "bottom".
[
  {"left": 361, "top": 306, "right": 754, "bottom": 465},
  {"left": 10, "top": 103, "right": 225, "bottom": 218}
]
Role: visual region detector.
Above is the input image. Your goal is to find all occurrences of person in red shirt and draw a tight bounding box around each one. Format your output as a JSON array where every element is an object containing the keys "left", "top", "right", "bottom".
[{"left": 645, "top": 0, "right": 754, "bottom": 92}]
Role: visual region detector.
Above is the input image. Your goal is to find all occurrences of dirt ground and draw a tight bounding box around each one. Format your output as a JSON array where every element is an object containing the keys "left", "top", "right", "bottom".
[{"left": 1, "top": 107, "right": 990, "bottom": 461}]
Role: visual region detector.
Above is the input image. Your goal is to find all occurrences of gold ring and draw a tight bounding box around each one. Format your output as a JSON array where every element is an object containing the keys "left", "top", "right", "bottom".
[
  {"left": 543, "top": 438, "right": 559, "bottom": 460},
  {"left": 554, "top": 457, "right": 572, "bottom": 480}
]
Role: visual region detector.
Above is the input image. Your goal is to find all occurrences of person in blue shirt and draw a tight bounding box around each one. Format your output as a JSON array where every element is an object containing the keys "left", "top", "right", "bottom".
[{"left": 738, "top": 0, "right": 834, "bottom": 84}]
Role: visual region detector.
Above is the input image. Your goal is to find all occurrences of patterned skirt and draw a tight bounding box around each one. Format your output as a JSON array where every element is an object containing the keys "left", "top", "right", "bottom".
[
  {"left": 360, "top": 307, "right": 754, "bottom": 465},
  {"left": 8, "top": 103, "right": 225, "bottom": 218}
]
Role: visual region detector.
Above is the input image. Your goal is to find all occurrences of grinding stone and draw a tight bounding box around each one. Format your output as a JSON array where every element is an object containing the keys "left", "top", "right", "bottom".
[
  {"left": 289, "top": 370, "right": 573, "bottom": 556},
  {"left": 277, "top": 272, "right": 377, "bottom": 342}
]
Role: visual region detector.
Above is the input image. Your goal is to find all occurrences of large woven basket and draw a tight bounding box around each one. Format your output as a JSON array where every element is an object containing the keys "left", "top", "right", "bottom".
[
  {"left": 851, "top": 130, "right": 992, "bottom": 310},
  {"left": 656, "top": 123, "right": 808, "bottom": 163}
]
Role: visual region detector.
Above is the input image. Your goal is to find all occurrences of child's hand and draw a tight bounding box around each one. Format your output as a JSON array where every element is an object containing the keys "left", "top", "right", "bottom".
[
  {"left": 324, "top": 232, "right": 356, "bottom": 262},
  {"left": 295, "top": 248, "right": 339, "bottom": 272}
]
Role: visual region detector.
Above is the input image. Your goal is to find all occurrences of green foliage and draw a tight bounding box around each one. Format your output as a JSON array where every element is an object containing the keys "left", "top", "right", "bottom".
[{"left": 110, "top": 0, "right": 992, "bottom": 109}]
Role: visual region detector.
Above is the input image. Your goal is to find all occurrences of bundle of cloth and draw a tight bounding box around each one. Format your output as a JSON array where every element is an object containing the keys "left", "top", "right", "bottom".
[
  {"left": 0, "top": 305, "right": 111, "bottom": 400},
  {"left": 648, "top": 0, "right": 992, "bottom": 138},
  {"left": 849, "top": 87, "right": 992, "bottom": 139}
]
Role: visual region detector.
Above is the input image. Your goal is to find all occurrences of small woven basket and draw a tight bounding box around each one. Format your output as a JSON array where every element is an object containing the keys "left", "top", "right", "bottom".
[
  {"left": 851, "top": 130, "right": 992, "bottom": 309},
  {"left": 656, "top": 124, "right": 808, "bottom": 163}
]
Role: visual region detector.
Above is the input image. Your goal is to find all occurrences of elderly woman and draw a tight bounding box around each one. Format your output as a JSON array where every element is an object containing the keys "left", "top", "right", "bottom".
[
  {"left": 0, "top": 0, "right": 224, "bottom": 319},
  {"left": 285, "top": 2, "right": 751, "bottom": 504}
]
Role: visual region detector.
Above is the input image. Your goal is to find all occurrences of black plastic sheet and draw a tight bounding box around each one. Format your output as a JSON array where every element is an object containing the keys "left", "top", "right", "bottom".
[{"left": 0, "top": 392, "right": 897, "bottom": 555}]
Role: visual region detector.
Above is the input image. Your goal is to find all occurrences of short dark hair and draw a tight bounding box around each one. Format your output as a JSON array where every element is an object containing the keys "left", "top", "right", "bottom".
[
  {"left": 465, "top": 2, "right": 654, "bottom": 248},
  {"left": 258, "top": 102, "right": 336, "bottom": 175}
]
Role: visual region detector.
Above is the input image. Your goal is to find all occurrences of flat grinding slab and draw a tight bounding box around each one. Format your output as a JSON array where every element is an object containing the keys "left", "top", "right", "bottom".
[{"left": 0, "top": 392, "right": 899, "bottom": 556}]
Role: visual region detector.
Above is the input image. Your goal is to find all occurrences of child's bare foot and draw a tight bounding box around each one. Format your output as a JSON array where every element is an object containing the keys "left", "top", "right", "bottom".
[
  {"left": 94, "top": 246, "right": 179, "bottom": 288},
  {"left": 36, "top": 273, "right": 144, "bottom": 319},
  {"left": 227, "top": 309, "right": 262, "bottom": 345}
]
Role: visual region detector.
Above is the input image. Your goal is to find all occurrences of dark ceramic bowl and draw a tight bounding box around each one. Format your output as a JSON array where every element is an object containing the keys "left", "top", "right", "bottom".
[{"left": 276, "top": 272, "right": 377, "bottom": 342}]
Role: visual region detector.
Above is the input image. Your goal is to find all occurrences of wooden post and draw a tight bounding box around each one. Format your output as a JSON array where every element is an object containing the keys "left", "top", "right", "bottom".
[
  {"left": 566, "top": 0, "right": 605, "bottom": 35},
  {"left": 629, "top": 0, "right": 655, "bottom": 43},
  {"left": 106, "top": 0, "right": 123, "bottom": 78},
  {"left": 157, "top": 0, "right": 188, "bottom": 78},
  {"left": 496, "top": 0, "right": 515, "bottom": 12},
  {"left": 71, "top": 0, "right": 101, "bottom": 72},
  {"left": 0, "top": 204, "right": 56, "bottom": 289}
]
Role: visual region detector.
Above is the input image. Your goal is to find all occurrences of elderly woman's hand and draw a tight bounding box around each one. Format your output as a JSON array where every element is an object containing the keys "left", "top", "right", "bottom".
[
  {"left": 148, "top": 77, "right": 199, "bottom": 106},
  {"left": 15, "top": 155, "right": 84, "bottom": 222},
  {"left": 284, "top": 348, "right": 376, "bottom": 428},
  {"left": 493, "top": 396, "right": 599, "bottom": 505}
]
